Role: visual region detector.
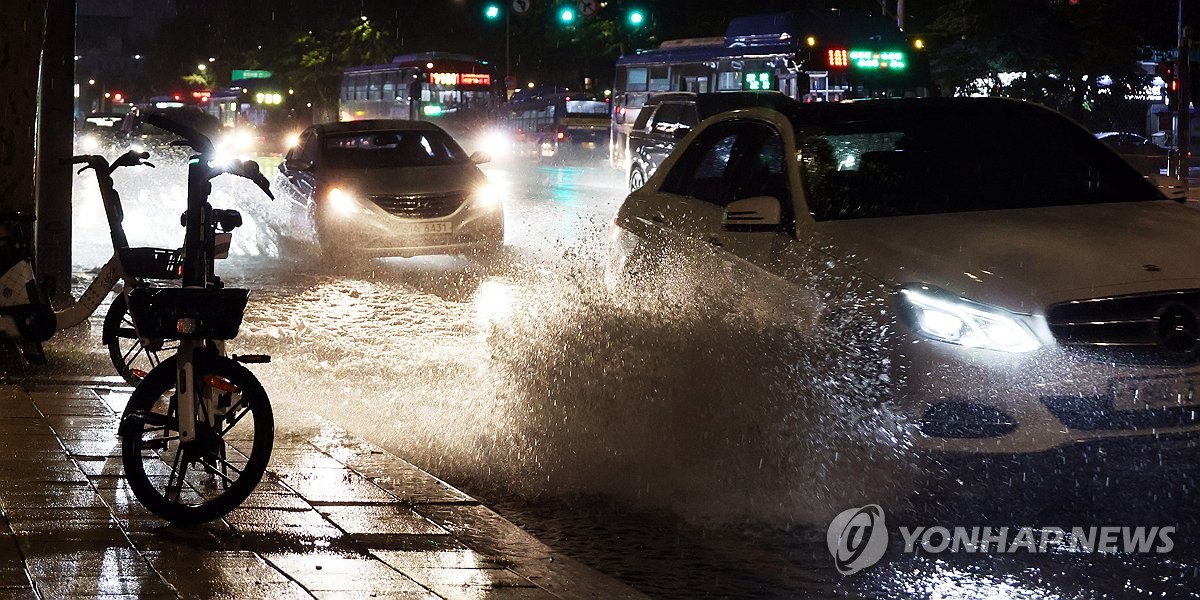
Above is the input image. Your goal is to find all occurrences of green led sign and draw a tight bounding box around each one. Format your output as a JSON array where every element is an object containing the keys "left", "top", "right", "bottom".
[
  {"left": 743, "top": 72, "right": 774, "bottom": 91},
  {"left": 232, "top": 69, "right": 273, "bottom": 80},
  {"left": 422, "top": 104, "right": 444, "bottom": 117},
  {"left": 848, "top": 50, "right": 906, "bottom": 70}
]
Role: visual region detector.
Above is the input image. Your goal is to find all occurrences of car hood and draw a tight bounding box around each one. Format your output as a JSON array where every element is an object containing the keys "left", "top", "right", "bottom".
[
  {"left": 322, "top": 164, "right": 486, "bottom": 196},
  {"left": 811, "top": 201, "right": 1200, "bottom": 313}
]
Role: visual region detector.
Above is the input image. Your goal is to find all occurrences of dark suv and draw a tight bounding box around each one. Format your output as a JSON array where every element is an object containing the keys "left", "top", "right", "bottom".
[{"left": 626, "top": 93, "right": 698, "bottom": 191}]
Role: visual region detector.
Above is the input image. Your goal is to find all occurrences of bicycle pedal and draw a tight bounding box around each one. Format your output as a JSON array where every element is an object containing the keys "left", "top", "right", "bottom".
[{"left": 233, "top": 354, "right": 270, "bottom": 364}]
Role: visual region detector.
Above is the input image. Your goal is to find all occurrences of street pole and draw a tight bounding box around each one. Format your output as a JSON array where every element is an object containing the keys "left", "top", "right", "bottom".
[
  {"left": 506, "top": 8, "right": 511, "bottom": 98},
  {"left": 1178, "top": 27, "right": 1192, "bottom": 186},
  {"left": 35, "top": 0, "right": 76, "bottom": 302},
  {"left": 0, "top": 0, "right": 48, "bottom": 218}
]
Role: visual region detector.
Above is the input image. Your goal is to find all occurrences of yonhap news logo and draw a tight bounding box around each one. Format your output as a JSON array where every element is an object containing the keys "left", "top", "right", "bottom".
[
  {"left": 826, "top": 505, "right": 888, "bottom": 575},
  {"left": 826, "top": 505, "right": 1177, "bottom": 575}
]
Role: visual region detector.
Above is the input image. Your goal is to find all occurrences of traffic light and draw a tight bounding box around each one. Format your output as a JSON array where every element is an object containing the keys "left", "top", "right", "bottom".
[
  {"left": 627, "top": 9, "right": 644, "bottom": 26},
  {"left": 1158, "top": 61, "right": 1177, "bottom": 92},
  {"left": 484, "top": 4, "right": 500, "bottom": 19},
  {"left": 558, "top": 7, "right": 575, "bottom": 23}
]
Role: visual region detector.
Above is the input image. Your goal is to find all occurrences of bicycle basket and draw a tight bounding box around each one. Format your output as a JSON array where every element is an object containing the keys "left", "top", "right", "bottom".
[
  {"left": 120, "top": 247, "right": 183, "bottom": 280},
  {"left": 126, "top": 287, "right": 249, "bottom": 340}
]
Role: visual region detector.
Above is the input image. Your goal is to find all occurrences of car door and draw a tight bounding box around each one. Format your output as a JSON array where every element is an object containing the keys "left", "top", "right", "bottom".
[
  {"left": 645, "top": 102, "right": 688, "bottom": 175},
  {"left": 685, "top": 118, "right": 828, "bottom": 327},
  {"left": 279, "top": 130, "right": 321, "bottom": 242}
]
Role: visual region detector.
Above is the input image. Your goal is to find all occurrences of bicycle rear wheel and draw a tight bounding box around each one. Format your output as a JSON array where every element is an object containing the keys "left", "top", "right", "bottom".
[
  {"left": 120, "top": 355, "right": 273, "bottom": 525},
  {"left": 103, "top": 294, "right": 177, "bottom": 385}
]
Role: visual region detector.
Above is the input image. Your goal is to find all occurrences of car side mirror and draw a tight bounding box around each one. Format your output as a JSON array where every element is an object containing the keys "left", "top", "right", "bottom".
[
  {"left": 723, "top": 196, "right": 783, "bottom": 231},
  {"left": 470, "top": 151, "right": 492, "bottom": 164},
  {"left": 284, "top": 159, "right": 314, "bottom": 172},
  {"left": 1147, "top": 173, "right": 1187, "bottom": 201}
]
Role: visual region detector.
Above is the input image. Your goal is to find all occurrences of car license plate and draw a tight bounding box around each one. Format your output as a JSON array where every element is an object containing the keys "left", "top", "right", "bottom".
[
  {"left": 394, "top": 222, "right": 452, "bottom": 235},
  {"left": 1110, "top": 373, "right": 1200, "bottom": 411}
]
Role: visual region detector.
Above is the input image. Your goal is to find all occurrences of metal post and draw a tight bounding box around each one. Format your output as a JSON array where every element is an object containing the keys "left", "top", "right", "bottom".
[
  {"left": 1178, "top": 26, "right": 1192, "bottom": 187},
  {"left": 0, "top": 0, "right": 49, "bottom": 217},
  {"left": 35, "top": 0, "right": 76, "bottom": 302}
]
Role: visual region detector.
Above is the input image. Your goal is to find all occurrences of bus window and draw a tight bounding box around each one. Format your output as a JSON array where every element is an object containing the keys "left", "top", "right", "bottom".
[
  {"left": 717, "top": 72, "right": 742, "bottom": 91},
  {"left": 627, "top": 68, "right": 649, "bottom": 92},
  {"left": 649, "top": 66, "right": 670, "bottom": 92},
  {"left": 368, "top": 73, "right": 382, "bottom": 101}
]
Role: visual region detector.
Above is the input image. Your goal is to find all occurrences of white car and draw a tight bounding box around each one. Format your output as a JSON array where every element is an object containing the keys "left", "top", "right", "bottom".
[
  {"left": 608, "top": 95, "right": 1200, "bottom": 454},
  {"left": 276, "top": 120, "right": 504, "bottom": 259}
]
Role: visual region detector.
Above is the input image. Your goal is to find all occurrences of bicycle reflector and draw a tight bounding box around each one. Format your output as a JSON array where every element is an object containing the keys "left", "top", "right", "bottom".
[
  {"left": 130, "top": 369, "right": 148, "bottom": 380},
  {"left": 176, "top": 318, "right": 197, "bottom": 334},
  {"left": 204, "top": 375, "right": 239, "bottom": 393}
]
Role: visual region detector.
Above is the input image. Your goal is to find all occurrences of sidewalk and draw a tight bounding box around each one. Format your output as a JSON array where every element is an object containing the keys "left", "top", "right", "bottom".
[{"left": 0, "top": 374, "right": 647, "bottom": 599}]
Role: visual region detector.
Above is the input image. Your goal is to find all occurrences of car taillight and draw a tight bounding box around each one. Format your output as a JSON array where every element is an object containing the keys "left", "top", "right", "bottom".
[{"left": 556, "top": 130, "right": 566, "bottom": 141}]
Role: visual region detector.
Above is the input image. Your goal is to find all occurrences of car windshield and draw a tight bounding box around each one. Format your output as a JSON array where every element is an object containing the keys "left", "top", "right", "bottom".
[
  {"left": 795, "top": 101, "right": 1164, "bottom": 221},
  {"left": 322, "top": 130, "right": 469, "bottom": 169}
]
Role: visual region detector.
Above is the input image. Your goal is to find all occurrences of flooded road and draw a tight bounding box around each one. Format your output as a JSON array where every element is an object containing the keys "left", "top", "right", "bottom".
[{"left": 48, "top": 152, "right": 1200, "bottom": 598}]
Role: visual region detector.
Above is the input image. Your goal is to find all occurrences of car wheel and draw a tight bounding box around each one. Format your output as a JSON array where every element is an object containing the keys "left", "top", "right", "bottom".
[{"left": 629, "top": 166, "right": 646, "bottom": 191}]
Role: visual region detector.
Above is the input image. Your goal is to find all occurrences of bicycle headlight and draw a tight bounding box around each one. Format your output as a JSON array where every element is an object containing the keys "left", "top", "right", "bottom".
[{"left": 897, "top": 284, "right": 1041, "bottom": 353}]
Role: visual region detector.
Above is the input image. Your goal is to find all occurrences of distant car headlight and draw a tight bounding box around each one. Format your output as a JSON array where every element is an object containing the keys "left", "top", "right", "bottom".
[
  {"left": 473, "top": 183, "right": 500, "bottom": 209},
  {"left": 897, "top": 284, "right": 1041, "bottom": 353},
  {"left": 79, "top": 134, "right": 99, "bottom": 152},
  {"left": 326, "top": 187, "right": 362, "bottom": 215}
]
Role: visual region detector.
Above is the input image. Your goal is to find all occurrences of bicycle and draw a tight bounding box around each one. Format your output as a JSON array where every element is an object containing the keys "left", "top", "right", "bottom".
[
  {"left": 0, "top": 212, "right": 55, "bottom": 365},
  {"left": 117, "top": 113, "right": 276, "bottom": 524},
  {"left": 0, "top": 150, "right": 182, "bottom": 384}
]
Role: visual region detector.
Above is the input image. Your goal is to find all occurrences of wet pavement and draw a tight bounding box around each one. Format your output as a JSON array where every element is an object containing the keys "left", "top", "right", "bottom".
[{"left": 0, "top": 374, "right": 647, "bottom": 599}]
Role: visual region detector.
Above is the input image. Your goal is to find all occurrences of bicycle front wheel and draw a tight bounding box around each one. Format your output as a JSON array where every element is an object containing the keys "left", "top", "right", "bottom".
[
  {"left": 103, "top": 294, "right": 178, "bottom": 385},
  {"left": 120, "top": 355, "right": 273, "bottom": 525}
]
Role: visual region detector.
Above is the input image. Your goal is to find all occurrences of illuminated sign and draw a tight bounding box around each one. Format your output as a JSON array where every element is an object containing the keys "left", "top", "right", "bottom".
[
  {"left": 849, "top": 50, "right": 906, "bottom": 70},
  {"left": 431, "top": 72, "right": 492, "bottom": 87},
  {"left": 255, "top": 92, "right": 284, "bottom": 105},
  {"left": 743, "top": 72, "right": 773, "bottom": 91},
  {"left": 232, "top": 69, "right": 272, "bottom": 81},
  {"left": 431, "top": 72, "right": 459, "bottom": 86},
  {"left": 828, "top": 48, "right": 849, "bottom": 68},
  {"left": 422, "top": 104, "right": 444, "bottom": 116},
  {"left": 461, "top": 73, "right": 491, "bottom": 86}
]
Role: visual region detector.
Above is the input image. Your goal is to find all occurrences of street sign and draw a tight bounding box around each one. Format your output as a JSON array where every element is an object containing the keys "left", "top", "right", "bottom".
[
  {"left": 512, "top": 0, "right": 530, "bottom": 14},
  {"left": 578, "top": 0, "right": 597, "bottom": 17},
  {"left": 231, "top": 69, "right": 272, "bottom": 81}
]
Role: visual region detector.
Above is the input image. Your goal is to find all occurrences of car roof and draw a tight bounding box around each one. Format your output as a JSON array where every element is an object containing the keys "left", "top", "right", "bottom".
[
  {"left": 645, "top": 92, "right": 697, "bottom": 106},
  {"left": 310, "top": 119, "right": 445, "bottom": 135}
]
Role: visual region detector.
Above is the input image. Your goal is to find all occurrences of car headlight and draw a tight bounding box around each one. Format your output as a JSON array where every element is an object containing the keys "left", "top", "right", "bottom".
[
  {"left": 473, "top": 183, "right": 500, "bottom": 209},
  {"left": 897, "top": 284, "right": 1041, "bottom": 353},
  {"left": 80, "top": 134, "right": 99, "bottom": 152},
  {"left": 326, "top": 187, "right": 362, "bottom": 215}
]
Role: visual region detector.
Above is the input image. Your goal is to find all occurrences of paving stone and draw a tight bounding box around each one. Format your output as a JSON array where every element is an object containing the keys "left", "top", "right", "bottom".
[
  {"left": 262, "top": 551, "right": 430, "bottom": 594},
  {"left": 277, "top": 469, "right": 399, "bottom": 504},
  {"left": 225, "top": 507, "right": 343, "bottom": 538},
  {"left": 318, "top": 505, "right": 448, "bottom": 536}
]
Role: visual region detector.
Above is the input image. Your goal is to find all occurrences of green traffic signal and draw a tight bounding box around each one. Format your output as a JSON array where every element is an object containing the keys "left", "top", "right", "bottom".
[
  {"left": 559, "top": 7, "right": 575, "bottom": 23},
  {"left": 628, "top": 10, "right": 644, "bottom": 26},
  {"left": 485, "top": 4, "right": 500, "bottom": 19}
]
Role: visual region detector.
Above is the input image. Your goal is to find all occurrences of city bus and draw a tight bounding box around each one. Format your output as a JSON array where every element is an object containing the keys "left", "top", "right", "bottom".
[
  {"left": 340, "top": 52, "right": 505, "bottom": 142},
  {"left": 610, "top": 9, "right": 931, "bottom": 167},
  {"left": 206, "top": 76, "right": 310, "bottom": 156},
  {"left": 504, "top": 89, "right": 610, "bottom": 162}
]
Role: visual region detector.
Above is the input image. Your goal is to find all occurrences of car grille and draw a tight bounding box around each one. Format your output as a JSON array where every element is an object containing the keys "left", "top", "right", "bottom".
[
  {"left": 1042, "top": 395, "right": 1200, "bottom": 431},
  {"left": 1046, "top": 290, "right": 1200, "bottom": 366},
  {"left": 368, "top": 192, "right": 468, "bottom": 219}
]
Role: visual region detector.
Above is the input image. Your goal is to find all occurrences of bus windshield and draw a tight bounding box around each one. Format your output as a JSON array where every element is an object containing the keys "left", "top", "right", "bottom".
[{"left": 565, "top": 101, "right": 610, "bottom": 116}]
